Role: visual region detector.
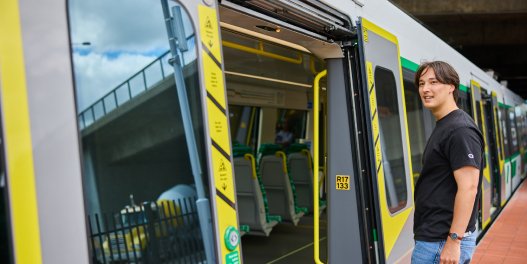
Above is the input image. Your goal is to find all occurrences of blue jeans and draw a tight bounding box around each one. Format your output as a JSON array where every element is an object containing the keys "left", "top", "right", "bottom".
[{"left": 411, "top": 232, "right": 477, "bottom": 264}]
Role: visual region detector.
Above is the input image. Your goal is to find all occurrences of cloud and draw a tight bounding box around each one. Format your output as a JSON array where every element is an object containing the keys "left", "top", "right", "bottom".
[
  {"left": 69, "top": 0, "right": 194, "bottom": 54},
  {"left": 68, "top": 0, "right": 195, "bottom": 112},
  {"left": 73, "top": 52, "right": 159, "bottom": 111}
]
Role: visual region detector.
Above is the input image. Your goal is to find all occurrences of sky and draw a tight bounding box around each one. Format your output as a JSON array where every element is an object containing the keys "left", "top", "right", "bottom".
[{"left": 69, "top": 0, "right": 194, "bottom": 112}]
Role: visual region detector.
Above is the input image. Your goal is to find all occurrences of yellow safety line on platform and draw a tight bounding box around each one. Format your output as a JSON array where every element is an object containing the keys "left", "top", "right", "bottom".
[{"left": 0, "top": 1, "right": 43, "bottom": 264}]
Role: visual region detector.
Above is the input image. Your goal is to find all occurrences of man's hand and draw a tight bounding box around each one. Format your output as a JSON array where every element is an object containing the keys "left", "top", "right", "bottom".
[{"left": 439, "top": 239, "right": 461, "bottom": 264}]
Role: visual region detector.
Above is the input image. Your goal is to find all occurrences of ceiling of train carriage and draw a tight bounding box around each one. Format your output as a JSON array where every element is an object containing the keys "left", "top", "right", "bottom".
[{"left": 390, "top": 0, "right": 527, "bottom": 99}]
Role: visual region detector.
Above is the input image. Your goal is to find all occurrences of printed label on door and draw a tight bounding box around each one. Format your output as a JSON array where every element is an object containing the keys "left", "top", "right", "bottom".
[{"left": 336, "top": 175, "right": 350, "bottom": 190}]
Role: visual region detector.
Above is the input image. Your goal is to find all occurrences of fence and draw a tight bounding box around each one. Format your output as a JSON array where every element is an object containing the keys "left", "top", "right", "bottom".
[
  {"left": 88, "top": 197, "right": 206, "bottom": 264},
  {"left": 79, "top": 35, "right": 197, "bottom": 130}
]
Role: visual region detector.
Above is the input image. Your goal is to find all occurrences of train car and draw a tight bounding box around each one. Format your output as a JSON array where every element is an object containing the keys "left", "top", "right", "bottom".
[{"left": 0, "top": 0, "right": 526, "bottom": 263}]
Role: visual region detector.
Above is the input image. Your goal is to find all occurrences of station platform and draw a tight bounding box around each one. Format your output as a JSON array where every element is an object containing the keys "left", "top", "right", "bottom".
[{"left": 473, "top": 181, "right": 527, "bottom": 263}]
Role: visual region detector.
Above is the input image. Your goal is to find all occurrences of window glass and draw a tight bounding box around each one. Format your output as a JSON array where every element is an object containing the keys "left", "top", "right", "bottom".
[
  {"left": 229, "top": 105, "right": 260, "bottom": 152},
  {"left": 457, "top": 92, "right": 472, "bottom": 117},
  {"left": 495, "top": 106, "right": 504, "bottom": 160},
  {"left": 501, "top": 107, "right": 510, "bottom": 158},
  {"left": 403, "top": 80, "right": 426, "bottom": 186},
  {"left": 0, "top": 128, "right": 11, "bottom": 264},
  {"left": 275, "top": 109, "right": 309, "bottom": 153},
  {"left": 375, "top": 67, "right": 408, "bottom": 213},
  {"left": 509, "top": 108, "right": 519, "bottom": 154},
  {"left": 476, "top": 103, "right": 487, "bottom": 169},
  {"left": 68, "top": 1, "right": 212, "bottom": 263}
]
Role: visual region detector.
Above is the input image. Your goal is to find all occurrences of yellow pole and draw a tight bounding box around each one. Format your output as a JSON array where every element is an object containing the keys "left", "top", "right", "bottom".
[{"left": 314, "top": 69, "right": 327, "bottom": 264}]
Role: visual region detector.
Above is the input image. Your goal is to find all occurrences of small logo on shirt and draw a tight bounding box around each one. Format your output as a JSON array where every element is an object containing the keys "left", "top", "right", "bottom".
[{"left": 468, "top": 154, "right": 474, "bottom": 159}]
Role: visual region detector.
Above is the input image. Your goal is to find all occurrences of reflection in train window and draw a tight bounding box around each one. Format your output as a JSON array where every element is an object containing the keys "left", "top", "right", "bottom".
[
  {"left": 501, "top": 107, "right": 510, "bottom": 158},
  {"left": 229, "top": 105, "right": 260, "bottom": 152},
  {"left": 68, "top": 1, "right": 212, "bottom": 263},
  {"left": 509, "top": 109, "right": 519, "bottom": 154},
  {"left": 374, "top": 67, "right": 408, "bottom": 213},
  {"left": 275, "top": 109, "right": 308, "bottom": 153},
  {"left": 495, "top": 106, "right": 504, "bottom": 160},
  {"left": 0, "top": 129, "right": 11, "bottom": 264},
  {"left": 476, "top": 104, "right": 487, "bottom": 169},
  {"left": 403, "top": 80, "right": 426, "bottom": 186}
]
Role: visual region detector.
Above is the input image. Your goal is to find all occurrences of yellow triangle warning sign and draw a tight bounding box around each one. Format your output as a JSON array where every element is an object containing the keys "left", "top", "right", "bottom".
[
  {"left": 219, "top": 159, "right": 227, "bottom": 172},
  {"left": 205, "top": 16, "right": 213, "bottom": 29}
]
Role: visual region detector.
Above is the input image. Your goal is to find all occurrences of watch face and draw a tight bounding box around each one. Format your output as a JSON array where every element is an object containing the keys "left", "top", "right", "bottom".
[{"left": 450, "top": 233, "right": 458, "bottom": 240}]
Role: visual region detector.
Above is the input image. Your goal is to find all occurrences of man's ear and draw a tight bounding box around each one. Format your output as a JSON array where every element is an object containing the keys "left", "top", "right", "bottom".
[{"left": 450, "top": 84, "right": 455, "bottom": 93}]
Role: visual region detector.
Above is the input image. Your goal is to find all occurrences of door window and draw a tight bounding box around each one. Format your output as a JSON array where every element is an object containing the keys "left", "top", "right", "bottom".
[
  {"left": 403, "top": 80, "right": 426, "bottom": 186},
  {"left": 229, "top": 105, "right": 260, "bottom": 152},
  {"left": 509, "top": 109, "right": 519, "bottom": 154},
  {"left": 68, "top": 1, "right": 212, "bottom": 263},
  {"left": 375, "top": 67, "right": 408, "bottom": 213},
  {"left": 0, "top": 125, "right": 10, "bottom": 264}
]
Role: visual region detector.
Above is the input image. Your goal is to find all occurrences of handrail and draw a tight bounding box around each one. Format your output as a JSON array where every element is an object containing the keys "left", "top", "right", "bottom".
[
  {"left": 314, "top": 69, "right": 327, "bottom": 264},
  {"left": 275, "top": 151, "right": 288, "bottom": 174},
  {"left": 78, "top": 35, "right": 196, "bottom": 130},
  {"left": 301, "top": 149, "right": 313, "bottom": 171},
  {"left": 222, "top": 40, "right": 302, "bottom": 64},
  {"left": 244, "top": 153, "right": 258, "bottom": 179}
]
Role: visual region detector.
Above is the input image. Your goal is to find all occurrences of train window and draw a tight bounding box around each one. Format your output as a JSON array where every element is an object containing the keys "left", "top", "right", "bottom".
[
  {"left": 0, "top": 127, "right": 11, "bottom": 263},
  {"left": 508, "top": 109, "right": 519, "bottom": 154},
  {"left": 275, "top": 109, "right": 309, "bottom": 153},
  {"left": 476, "top": 104, "right": 487, "bottom": 168},
  {"left": 495, "top": 106, "right": 504, "bottom": 160},
  {"left": 403, "top": 80, "right": 426, "bottom": 186},
  {"left": 374, "top": 67, "right": 408, "bottom": 213},
  {"left": 501, "top": 107, "right": 510, "bottom": 159},
  {"left": 229, "top": 105, "right": 260, "bottom": 152},
  {"left": 515, "top": 107, "right": 525, "bottom": 149},
  {"left": 68, "top": 1, "right": 212, "bottom": 263}
]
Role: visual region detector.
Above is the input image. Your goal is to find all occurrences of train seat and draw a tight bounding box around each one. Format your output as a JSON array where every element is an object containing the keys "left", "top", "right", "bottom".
[
  {"left": 233, "top": 145, "right": 280, "bottom": 236},
  {"left": 258, "top": 144, "right": 307, "bottom": 226},
  {"left": 287, "top": 144, "right": 326, "bottom": 216}
]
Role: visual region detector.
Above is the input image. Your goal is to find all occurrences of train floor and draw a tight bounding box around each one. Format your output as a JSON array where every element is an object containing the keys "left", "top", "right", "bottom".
[
  {"left": 473, "top": 180, "right": 527, "bottom": 263},
  {"left": 240, "top": 212, "right": 327, "bottom": 264}
]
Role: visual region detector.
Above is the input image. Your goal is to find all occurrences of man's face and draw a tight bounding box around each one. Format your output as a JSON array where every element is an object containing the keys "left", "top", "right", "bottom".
[{"left": 418, "top": 68, "right": 455, "bottom": 111}]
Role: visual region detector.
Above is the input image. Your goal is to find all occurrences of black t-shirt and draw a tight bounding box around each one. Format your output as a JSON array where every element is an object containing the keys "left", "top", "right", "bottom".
[{"left": 414, "top": 109, "right": 484, "bottom": 242}]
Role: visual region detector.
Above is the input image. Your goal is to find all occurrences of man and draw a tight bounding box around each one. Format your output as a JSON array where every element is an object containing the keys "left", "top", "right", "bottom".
[
  {"left": 275, "top": 120, "right": 294, "bottom": 152},
  {"left": 411, "top": 61, "right": 483, "bottom": 264}
]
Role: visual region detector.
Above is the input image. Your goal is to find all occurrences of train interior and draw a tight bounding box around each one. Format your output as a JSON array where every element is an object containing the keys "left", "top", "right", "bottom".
[{"left": 64, "top": 0, "right": 527, "bottom": 264}]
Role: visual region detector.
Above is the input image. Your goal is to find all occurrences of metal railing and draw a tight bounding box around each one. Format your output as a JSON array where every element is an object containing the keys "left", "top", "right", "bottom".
[
  {"left": 78, "top": 35, "right": 197, "bottom": 130},
  {"left": 88, "top": 197, "right": 206, "bottom": 264}
]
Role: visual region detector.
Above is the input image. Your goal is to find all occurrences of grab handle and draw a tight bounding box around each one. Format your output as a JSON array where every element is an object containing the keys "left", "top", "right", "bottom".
[
  {"left": 275, "top": 151, "right": 288, "bottom": 174},
  {"left": 244, "top": 154, "right": 257, "bottom": 179},
  {"left": 314, "top": 69, "right": 326, "bottom": 264}
]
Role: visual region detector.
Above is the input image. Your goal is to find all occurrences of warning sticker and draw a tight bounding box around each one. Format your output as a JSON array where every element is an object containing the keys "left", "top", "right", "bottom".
[
  {"left": 336, "top": 175, "right": 350, "bottom": 190},
  {"left": 198, "top": 6, "right": 222, "bottom": 63}
]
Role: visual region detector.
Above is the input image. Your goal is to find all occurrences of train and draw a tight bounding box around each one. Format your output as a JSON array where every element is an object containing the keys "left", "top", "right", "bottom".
[{"left": 0, "top": 0, "right": 525, "bottom": 263}]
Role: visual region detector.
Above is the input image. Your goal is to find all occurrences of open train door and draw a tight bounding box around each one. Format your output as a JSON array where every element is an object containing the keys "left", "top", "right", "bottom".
[
  {"left": 487, "top": 92, "right": 505, "bottom": 218},
  {"left": 158, "top": 0, "right": 242, "bottom": 263},
  {"left": 471, "top": 81, "right": 493, "bottom": 230},
  {"left": 357, "top": 18, "right": 415, "bottom": 264}
]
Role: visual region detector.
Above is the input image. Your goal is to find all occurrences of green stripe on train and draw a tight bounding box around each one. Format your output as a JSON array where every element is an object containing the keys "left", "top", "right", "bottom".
[{"left": 400, "top": 57, "right": 467, "bottom": 92}]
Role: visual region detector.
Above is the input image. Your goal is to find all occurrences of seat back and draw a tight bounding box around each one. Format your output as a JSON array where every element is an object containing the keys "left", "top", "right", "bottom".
[
  {"left": 233, "top": 156, "right": 267, "bottom": 230},
  {"left": 288, "top": 151, "right": 314, "bottom": 212},
  {"left": 259, "top": 154, "right": 295, "bottom": 221}
]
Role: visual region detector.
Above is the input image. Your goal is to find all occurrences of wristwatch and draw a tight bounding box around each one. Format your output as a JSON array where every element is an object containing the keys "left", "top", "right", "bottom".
[{"left": 448, "top": 232, "right": 462, "bottom": 241}]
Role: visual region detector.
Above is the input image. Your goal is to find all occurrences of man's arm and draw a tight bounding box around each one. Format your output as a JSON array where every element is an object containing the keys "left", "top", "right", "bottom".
[{"left": 439, "top": 165, "right": 480, "bottom": 264}]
